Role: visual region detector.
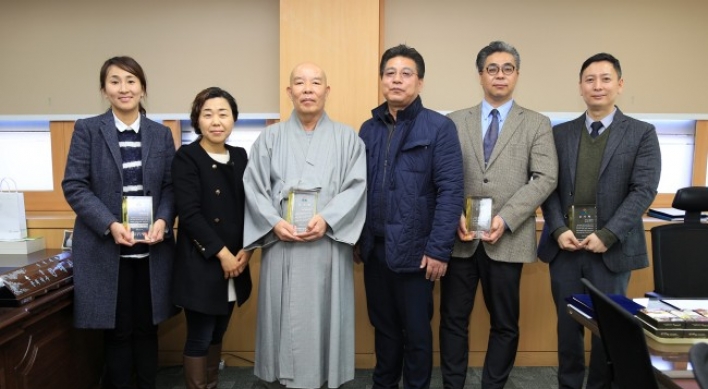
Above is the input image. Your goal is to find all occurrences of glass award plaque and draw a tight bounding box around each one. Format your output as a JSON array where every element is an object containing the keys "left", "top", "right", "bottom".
[
  {"left": 569, "top": 205, "right": 597, "bottom": 241},
  {"left": 286, "top": 189, "right": 319, "bottom": 234},
  {"left": 465, "top": 196, "right": 492, "bottom": 238},
  {"left": 122, "top": 196, "right": 153, "bottom": 241}
]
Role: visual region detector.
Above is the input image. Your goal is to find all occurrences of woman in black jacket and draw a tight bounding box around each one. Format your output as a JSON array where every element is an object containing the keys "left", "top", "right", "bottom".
[{"left": 171, "top": 87, "right": 252, "bottom": 389}]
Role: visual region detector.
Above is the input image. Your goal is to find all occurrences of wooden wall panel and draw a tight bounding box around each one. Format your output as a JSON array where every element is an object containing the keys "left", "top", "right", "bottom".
[
  {"left": 279, "top": 0, "right": 381, "bottom": 131},
  {"left": 24, "top": 122, "right": 72, "bottom": 212}
]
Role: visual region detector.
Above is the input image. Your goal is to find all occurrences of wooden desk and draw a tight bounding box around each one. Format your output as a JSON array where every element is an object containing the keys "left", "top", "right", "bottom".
[
  {"left": 0, "top": 251, "right": 102, "bottom": 389},
  {"left": 567, "top": 305, "right": 700, "bottom": 389}
]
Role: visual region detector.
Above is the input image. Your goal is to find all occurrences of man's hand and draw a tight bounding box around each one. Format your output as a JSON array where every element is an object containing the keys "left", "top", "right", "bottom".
[
  {"left": 458, "top": 213, "right": 476, "bottom": 241},
  {"left": 480, "top": 215, "right": 505, "bottom": 244},
  {"left": 297, "top": 214, "right": 328, "bottom": 242},
  {"left": 420, "top": 255, "right": 447, "bottom": 281},
  {"left": 273, "top": 220, "right": 304, "bottom": 242},
  {"left": 582, "top": 233, "right": 608, "bottom": 253},
  {"left": 557, "top": 230, "right": 583, "bottom": 251}
]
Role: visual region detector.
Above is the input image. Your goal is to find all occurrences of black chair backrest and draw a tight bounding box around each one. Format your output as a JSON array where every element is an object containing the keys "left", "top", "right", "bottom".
[
  {"left": 581, "top": 278, "right": 660, "bottom": 389},
  {"left": 690, "top": 342, "right": 708, "bottom": 389},
  {"left": 651, "top": 186, "right": 708, "bottom": 297}
]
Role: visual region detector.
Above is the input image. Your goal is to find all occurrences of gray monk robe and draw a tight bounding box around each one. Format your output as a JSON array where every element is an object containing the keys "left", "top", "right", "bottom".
[{"left": 243, "top": 112, "right": 367, "bottom": 388}]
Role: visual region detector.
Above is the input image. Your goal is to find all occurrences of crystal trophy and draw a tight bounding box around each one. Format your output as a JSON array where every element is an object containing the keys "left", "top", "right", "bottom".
[
  {"left": 122, "top": 196, "right": 153, "bottom": 241},
  {"left": 465, "top": 196, "right": 492, "bottom": 238},
  {"left": 286, "top": 189, "right": 319, "bottom": 234},
  {"left": 569, "top": 205, "right": 597, "bottom": 241}
]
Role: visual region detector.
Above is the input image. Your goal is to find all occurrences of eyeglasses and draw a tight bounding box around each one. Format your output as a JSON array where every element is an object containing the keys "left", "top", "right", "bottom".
[
  {"left": 484, "top": 63, "right": 516, "bottom": 76},
  {"left": 383, "top": 68, "right": 417, "bottom": 80}
]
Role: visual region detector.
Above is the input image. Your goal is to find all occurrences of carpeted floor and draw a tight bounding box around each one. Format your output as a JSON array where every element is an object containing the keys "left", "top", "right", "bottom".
[{"left": 156, "top": 366, "right": 562, "bottom": 388}]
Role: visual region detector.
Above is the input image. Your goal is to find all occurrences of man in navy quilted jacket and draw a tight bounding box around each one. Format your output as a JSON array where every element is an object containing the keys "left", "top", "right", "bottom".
[{"left": 358, "top": 44, "right": 464, "bottom": 389}]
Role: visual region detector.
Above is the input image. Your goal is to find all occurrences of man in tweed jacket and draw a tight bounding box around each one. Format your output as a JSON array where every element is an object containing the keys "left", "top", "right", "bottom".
[{"left": 439, "top": 41, "right": 558, "bottom": 389}]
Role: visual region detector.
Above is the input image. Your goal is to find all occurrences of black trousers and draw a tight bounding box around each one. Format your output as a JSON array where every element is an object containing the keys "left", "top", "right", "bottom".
[
  {"left": 439, "top": 246, "right": 523, "bottom": 389},
  {"left": 364, "top": 239, "right": 435, "bottom": 389},
  {"left": 103, "top": 257, "right": 157, "bottom": 389},
  {"left": 549, "top": 249, "right": 629, "bottom": 389},
  {"left": 183, "top": 303, "right": 235, "bottom": 357}
]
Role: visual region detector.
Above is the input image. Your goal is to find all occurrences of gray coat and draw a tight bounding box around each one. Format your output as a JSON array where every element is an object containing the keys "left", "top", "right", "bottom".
[
  {"left": 538, "top": 109, "right": 661, "bottom": 272},
  {"left": 62, "top": 110, "right": 177, "bottom": 328}
]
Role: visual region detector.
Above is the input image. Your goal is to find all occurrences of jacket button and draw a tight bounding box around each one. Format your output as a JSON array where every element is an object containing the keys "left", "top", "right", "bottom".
[
  {"left": 483, "top": 178, "right": 489, "bottom": 183},
  {"left": 569, "top": 191, "right": 573, "bottom": 196},
  {"left": 214, "top": 218, "right": 220, "bottom": 223},
  {"left": 215, "top": 189, "right": 221, "bottom": 195},
  {"left": 212, "top": 164, "right": 217, "bottom": 169},
  {"left": 201, "top": 247, "right": 206, "bottom": 252}
]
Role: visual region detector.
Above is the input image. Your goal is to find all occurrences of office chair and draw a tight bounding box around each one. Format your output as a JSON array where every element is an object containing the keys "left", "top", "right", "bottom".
[
  {"left": 651, "top": 186, "right": 708, "bottom": 297},
  {"left": 690, "top": 342, "right": 708, "bottom": 389},
  {"left": 581, "top": 278, "right": 660, "bottom": 389}
]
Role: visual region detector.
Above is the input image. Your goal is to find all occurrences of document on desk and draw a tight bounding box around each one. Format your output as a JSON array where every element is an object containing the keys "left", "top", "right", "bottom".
[{"left": 661, "top": 299, "right": 708, "bottom": 311}]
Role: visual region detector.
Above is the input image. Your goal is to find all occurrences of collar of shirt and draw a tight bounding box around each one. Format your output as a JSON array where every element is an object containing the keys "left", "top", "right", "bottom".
[
  {"left": 584, "top": 107, "right": 617, "bottom": 135},
  {"left": 481, "top": 99, "right": 514, "bottom": 138},
  {"left": 113, "top": 113, "right": 141, "bottom": 133}
]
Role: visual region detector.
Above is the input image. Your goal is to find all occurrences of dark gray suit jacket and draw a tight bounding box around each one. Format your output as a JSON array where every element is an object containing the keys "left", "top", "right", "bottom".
[
  {"left": 62, "top": 109, "right": 176, "bottom": 328},
  {"left": 538, "top": 108, "right": 661, "bottom": 273}
]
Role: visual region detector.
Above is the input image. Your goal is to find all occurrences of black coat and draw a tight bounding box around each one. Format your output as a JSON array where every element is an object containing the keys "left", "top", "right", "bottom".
[{"left": 171, "top": 140, "right": 252, "bottom": 315}]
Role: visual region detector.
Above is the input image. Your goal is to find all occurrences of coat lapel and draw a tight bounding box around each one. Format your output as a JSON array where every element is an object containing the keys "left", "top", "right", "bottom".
[
  {"left": 141, "top": 116, "right": 154, "bottom": 171},
  {"left": 599, "top": 109, "right": 626, "bottom": 177},
  {"left": 99, "top": 110, "right": 123, "bottom": 180},
  {"left": 566, "top": 115, "right": 585, "bottom": 187},
  {"left": 463, "top": 105, "right": 485, "bottom": 170},
  {"left": 486, "top": 103, "right": 523, "bottom": 167}
]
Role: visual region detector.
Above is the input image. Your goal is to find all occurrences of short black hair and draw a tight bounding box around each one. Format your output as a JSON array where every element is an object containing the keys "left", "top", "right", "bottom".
[
  {"left": 190, "top": 87, "right": 239, "bottom": 135},
  {"left": 379, "top": 44, "right": 425, "bottom": 79},
  {"left": 580, "top": 53, "right": 622, "bottom": 80},
  {"left": 475, "top": 41, "right": 520, "bottom": 73}
]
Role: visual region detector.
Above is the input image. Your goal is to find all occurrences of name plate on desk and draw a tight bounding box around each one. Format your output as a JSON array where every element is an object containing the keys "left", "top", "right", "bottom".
[{"left": 0, "top": 251, "right": 73, "bottom": 306}]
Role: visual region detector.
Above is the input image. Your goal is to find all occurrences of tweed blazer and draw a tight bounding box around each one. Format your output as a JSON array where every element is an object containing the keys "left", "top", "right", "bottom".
[
  {"left": 62, "top": 109, "right": 177, "bottom": 329},
  {"left": 448, "top": 102, "right": 558, "bottom": 263},
  {"left": 538, "top": 108, "right": 661, "bottom": 272}
]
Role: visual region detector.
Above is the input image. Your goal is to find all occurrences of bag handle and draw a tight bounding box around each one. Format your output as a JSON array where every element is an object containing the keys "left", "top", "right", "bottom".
[{"left": 0, "top": 177, "right": 18, "bottom": 192}]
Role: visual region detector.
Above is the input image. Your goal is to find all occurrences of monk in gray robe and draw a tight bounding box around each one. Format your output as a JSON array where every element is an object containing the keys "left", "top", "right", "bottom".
[{"left": 243, "top": 63, "right": 367, "bottom": 389}]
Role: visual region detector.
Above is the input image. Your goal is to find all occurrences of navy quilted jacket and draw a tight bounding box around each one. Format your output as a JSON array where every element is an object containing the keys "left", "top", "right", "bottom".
[{"left": 358, "top": 97, "right": 464, "bottom": 272}]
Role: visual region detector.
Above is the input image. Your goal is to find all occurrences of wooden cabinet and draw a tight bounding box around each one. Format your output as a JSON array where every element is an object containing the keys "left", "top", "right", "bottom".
[{"left": 0, "top": 285, "right": 102, "bottom": 389}]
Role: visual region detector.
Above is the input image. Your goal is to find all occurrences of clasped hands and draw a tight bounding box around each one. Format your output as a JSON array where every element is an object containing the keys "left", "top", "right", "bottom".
[
  {"left": 218, "top": 247, "right": 252, "bottom": 279},
  {"left": 557, "top": 230, "right": 608, "bottom": 253},
  {"left": 273, "top": 214, "right": 327, "bottom": 243}
]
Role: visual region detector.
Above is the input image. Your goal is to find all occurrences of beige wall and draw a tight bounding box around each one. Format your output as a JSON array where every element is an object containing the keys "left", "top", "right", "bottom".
[
  {"left": 384, "top": 0, "right": 708, "bottom": 114},
  {"left": 0, "top": 0, "right": 279, "bottom": 115}
]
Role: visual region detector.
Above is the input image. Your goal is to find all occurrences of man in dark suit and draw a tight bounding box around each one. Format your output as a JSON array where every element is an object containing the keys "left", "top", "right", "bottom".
[
  {"left": 440, "top": 41, "right": 558, "bottom": 389},
  {"left": 538, "top": 52, "right": 662, "bottom": 389}
]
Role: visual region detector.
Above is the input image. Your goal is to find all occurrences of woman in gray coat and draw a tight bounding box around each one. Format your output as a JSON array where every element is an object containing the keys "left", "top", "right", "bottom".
[{"left": 62, "top": 56, "right": 176, "bottom": 389}]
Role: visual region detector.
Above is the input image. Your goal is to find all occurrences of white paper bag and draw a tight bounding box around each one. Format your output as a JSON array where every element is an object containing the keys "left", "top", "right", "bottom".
[{"left": 0, "top": 178, "right": 28, "bottom": 241}]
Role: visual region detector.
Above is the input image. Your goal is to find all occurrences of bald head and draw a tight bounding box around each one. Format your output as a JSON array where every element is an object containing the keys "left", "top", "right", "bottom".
[
  {"left": 286, "top": 62, "right": 330, "bottom": 129},
  {"left": 289, "top": 62, "right": 328, "bottom": 86}
]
